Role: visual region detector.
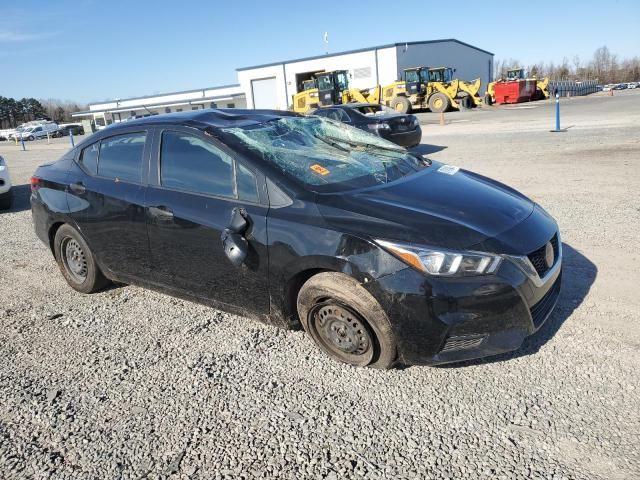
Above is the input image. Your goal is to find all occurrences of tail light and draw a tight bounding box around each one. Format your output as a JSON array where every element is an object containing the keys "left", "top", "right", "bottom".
[{"left": 30, "top": 176, "right": 41, "bottom": 192}]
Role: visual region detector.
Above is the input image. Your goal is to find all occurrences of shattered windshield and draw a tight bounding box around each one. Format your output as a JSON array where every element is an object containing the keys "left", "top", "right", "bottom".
[{"left": 220, "top": 116, "right": 428, "bottom": 192}]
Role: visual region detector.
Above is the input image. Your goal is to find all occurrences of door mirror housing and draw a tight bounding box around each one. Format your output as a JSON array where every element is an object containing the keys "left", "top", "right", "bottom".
[
  {"left": 222, "top": 231, "right": 248, "bottom": 267},
  {"left": 227, "top": 207, "right": 249, "bottom": 233}
]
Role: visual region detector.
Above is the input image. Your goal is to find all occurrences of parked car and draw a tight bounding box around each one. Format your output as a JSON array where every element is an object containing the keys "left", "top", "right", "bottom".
[
  {"left": 627, "top": 82, "right": 638, "bottom": 89},
  {"left": 613, "top": 83, "right": 627, "bottom": 90},
  {"left": 0, "top": 155, "right": 12, "bottom": 209},
  {"left": 31, "top": 110, "right": 561, "bottom": 368},
  {"left": 313, "top": 103, "right": 421, "bottom": 148},
  {"left": 59, "top": 124, "right": 85, "bottom": 136},
  {"left": 8, "top": 127, "right": 25, "bottom": 140},
  {"left": 16, "top": 123, "right": 61, "bottom": 141}
]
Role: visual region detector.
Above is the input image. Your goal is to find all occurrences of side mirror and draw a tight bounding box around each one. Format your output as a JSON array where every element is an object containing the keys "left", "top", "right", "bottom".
[
  {"left": 227, "top": 207, "right": 249, "bottom": 233},
  {"left": 221, "top": 207, "right": 250, "bottom": 267},
  {"left": 222, "top": 231, "right": 248, "bottom": 267}
]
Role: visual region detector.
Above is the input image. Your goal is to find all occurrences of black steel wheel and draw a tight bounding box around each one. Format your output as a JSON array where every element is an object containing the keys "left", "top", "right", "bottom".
[
  {"left": 297, "top": 272, "right": 397, "bottom": 369},
  {"left": 61, "top": 237, "right": 88, "bottom": 283},
  {"left": 308, "top": 302, "right": 375, "bottom": 366},
  {"left": 54, "top": 224, "right": 110, "bottom": 293}
]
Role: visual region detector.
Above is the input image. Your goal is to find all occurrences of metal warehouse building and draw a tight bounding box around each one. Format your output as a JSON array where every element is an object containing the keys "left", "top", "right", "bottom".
[
  {"left": 238, "top": 39, "right": 493, "bottom": 111},
  {"left": 74, "top": 38, "right": 492, "bottom": 126}
]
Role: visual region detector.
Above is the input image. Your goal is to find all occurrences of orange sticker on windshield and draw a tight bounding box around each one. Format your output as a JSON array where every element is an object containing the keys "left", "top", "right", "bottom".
[{"left": 310, "top": 164, "right": 330, "bottom": 176}]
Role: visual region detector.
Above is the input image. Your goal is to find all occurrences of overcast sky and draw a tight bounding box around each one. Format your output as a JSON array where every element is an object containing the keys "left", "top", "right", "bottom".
[{"left": 1, "top": 0, "right": 638, "bottom": 103}]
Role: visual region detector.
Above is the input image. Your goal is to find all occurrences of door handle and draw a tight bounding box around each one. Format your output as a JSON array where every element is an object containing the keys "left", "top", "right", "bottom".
[
  {"left": 148, "top": 206, "right": 174, "bottom": 219},
  {"left": 68, "top": 182, "right": 86, "bottom": 194}
]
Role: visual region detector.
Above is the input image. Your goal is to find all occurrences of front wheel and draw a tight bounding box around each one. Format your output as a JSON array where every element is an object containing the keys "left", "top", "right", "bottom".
[
  {"left": 391, "top": 96, "right": 412, "bottom": 114},
  {"left": 53, "top": 224, "right": 110, "bottom": 293},
  {"left": 28, "top": 135, "right": 35, "bottom": 141},
  {"left": 297, "top": 272, "right": 397, "bottom": 368},
  {"left": 428, "top": 92, "right": 450, "bottom": 113}
]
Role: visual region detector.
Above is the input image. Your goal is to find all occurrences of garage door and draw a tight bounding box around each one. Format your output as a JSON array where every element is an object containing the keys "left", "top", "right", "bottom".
[{"left": 251, "top": 77, "right": 278, "bottom": 110}]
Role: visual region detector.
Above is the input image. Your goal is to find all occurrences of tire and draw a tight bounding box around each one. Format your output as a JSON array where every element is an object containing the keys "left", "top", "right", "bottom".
[
  {"left": 28, "top": 135, "right": 35, "bottom": 141},
  {"left": 297, "top": 272, "right": 397, "bottom": 369},
  {"left": 390, "top": 96, "right": 412, "bottom": 114},
  {"left": 428, "top": 92, "right": 450, "bottom": 113},
  {"left": 53, "top": 224, "right": 110, "bottom": 294},
  {"left": 484, "top": 93, "right": 493, "bottom": 106}
]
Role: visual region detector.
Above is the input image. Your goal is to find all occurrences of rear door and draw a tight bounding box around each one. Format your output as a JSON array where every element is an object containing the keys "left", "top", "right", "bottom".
[
  {"left": 66, "top": 128, "right": 152, "bottom": 280},
  {"left": 145, "top": 126, "right": 270, "bottom": 313}
]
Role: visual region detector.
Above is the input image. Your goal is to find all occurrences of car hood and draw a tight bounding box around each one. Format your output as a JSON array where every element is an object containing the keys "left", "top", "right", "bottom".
[{"left": 316, "top": 162, "right": 534, "bottom": 250}]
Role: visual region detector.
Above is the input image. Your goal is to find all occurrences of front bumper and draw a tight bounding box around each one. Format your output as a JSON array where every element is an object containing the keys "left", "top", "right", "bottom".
[
  {"left": 364, "top": 205, "right": 562, "bottom": 366},
  {"left": 367, "top": 251, "right": 561, "bottom": 366}
]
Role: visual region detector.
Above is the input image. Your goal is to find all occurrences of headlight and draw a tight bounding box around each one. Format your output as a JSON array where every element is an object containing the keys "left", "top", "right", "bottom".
[
  {"left": 376, "top": 239, "right": 502, "bottom": 276},
  {"left": 367, "top": 123, "right": 390, "bottom": 131}
]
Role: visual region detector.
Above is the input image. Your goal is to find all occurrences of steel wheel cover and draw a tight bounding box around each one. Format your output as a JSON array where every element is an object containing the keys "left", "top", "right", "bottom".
[
  {"left": 62, "top": 237, "right": 88, "bottom": 282},
  {"left": 310, "top": 303, "right": 374, "bottom": 365}
]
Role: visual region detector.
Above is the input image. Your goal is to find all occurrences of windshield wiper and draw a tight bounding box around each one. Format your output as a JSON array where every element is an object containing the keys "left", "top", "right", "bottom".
[
  {"left": 313, "top": 133, "right": 350, "bottom": 152},
  {"left": 321, "top": 134, "right": 406, "bottom": 153}
]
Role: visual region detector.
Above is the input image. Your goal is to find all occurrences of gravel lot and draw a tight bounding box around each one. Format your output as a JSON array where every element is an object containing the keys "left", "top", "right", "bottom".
[{"left": 1, "top": 92, "right": 639, "bottom": 479}]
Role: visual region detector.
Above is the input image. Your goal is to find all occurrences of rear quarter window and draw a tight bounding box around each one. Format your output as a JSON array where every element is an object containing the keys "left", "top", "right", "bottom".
[{"left": 79, "top": 142, "right": 99, "bottom": 175}]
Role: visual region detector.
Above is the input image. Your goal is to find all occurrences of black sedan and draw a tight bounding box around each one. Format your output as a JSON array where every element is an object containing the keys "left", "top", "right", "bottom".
[
  {"left": 31, "top": 109, "right": 561, "bottom": 368},
  {"left": 313, "top": 103, "right": 422, "bottom": 148},
  {"left": 59, "top": 124, "right": 85, "bottom": 136}
]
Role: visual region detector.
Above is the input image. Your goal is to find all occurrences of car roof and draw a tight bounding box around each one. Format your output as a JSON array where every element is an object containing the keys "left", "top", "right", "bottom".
[
  {"left": 331, "top": 103, "right": 381, "bottom": 110},
  {"left": 102, "top": 108, "right": 301, "bottom": 132}
]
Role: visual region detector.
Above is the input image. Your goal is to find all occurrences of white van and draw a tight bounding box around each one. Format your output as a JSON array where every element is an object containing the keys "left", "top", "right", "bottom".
[{"left": 16, "top": 122, "right": 60, "bottom": 141}]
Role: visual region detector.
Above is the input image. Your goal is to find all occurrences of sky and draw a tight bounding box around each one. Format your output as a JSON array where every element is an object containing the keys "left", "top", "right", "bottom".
[{"left": 1, "top": 0, "right": 638, "bottom": 103}]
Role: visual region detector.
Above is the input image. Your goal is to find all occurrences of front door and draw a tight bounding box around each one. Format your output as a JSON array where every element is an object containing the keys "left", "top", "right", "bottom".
[{"left": 145, "top": 127, "right": 270, "bottom": 314}]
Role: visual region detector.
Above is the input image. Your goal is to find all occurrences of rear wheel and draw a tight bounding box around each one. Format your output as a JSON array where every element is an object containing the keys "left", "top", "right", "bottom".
[
  {"left": 53, "top": 224, "right": 110, "bottom": 293},
  {"left": 391, "top": 96, "right": 412, "bottom": 114},
  {"left": 428, "top": 92, "right": 450, "bottom": 113},
  {"left": 297, "top": 272, "right": 396, "bottom": 368}
]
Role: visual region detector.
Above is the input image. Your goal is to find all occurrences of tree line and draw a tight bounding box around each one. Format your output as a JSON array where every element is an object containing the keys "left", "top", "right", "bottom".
[
  {"left": 496, "top": 46, "right": 640, "bottom": 85},
  {"left": 0, "top": 96, "right": 86, "bottom": 129}
]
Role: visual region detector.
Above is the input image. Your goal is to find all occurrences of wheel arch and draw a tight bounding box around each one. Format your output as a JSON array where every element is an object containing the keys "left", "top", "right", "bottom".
[{"left": 48, "top": 221, "right": 65, "bottom": 255}]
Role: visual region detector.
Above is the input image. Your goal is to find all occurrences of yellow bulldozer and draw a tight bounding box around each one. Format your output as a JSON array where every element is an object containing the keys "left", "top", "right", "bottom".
[
  {"left": 380, "top": 66, "right": 483, "bottom": 113},
  {"left": 292, "top": 70, "right": 380, "bottom": 113},
  {"left": 486, "top": 68, "right": 549, "bottom": 104}
]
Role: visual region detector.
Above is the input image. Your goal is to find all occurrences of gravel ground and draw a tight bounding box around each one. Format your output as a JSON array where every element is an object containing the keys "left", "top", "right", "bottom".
[{"left": 0, "top": 92, "right": 639, "bottom": 479}]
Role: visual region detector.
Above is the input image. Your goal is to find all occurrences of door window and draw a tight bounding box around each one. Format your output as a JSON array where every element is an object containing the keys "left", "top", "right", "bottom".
[
  {"left": 160, "top": 131, "right": 234, "bottom": 198},
  {"left": 79, "top": 142, "right": 99, "bottom": 175},
  {"left": 98, "top": 132, "right": 146, "bottom": 183}
]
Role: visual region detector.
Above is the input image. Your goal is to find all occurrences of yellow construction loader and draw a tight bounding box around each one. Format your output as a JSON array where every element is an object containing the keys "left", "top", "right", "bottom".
[
  {"left": 292, "top": 70, "right": 380, "bottom": 113},
  {"left": 380, "top": 66, "right": 483, "bottom": 113}
]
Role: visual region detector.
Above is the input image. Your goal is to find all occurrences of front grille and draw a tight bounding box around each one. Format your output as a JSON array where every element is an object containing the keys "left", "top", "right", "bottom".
[
  {"left": 530, "top": 274, "right": 561, "bottom": 328},
  {"left": 440, "top": 335, "right": 486, "bottom": 353},
  {"left": 527, "top": 233, "right": 559, "bottom": 278}
]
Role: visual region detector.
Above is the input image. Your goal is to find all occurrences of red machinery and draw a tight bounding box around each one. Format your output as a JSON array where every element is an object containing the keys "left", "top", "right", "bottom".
[{"left": 493, "top": 79, "right": 537, "bottom": 104}]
